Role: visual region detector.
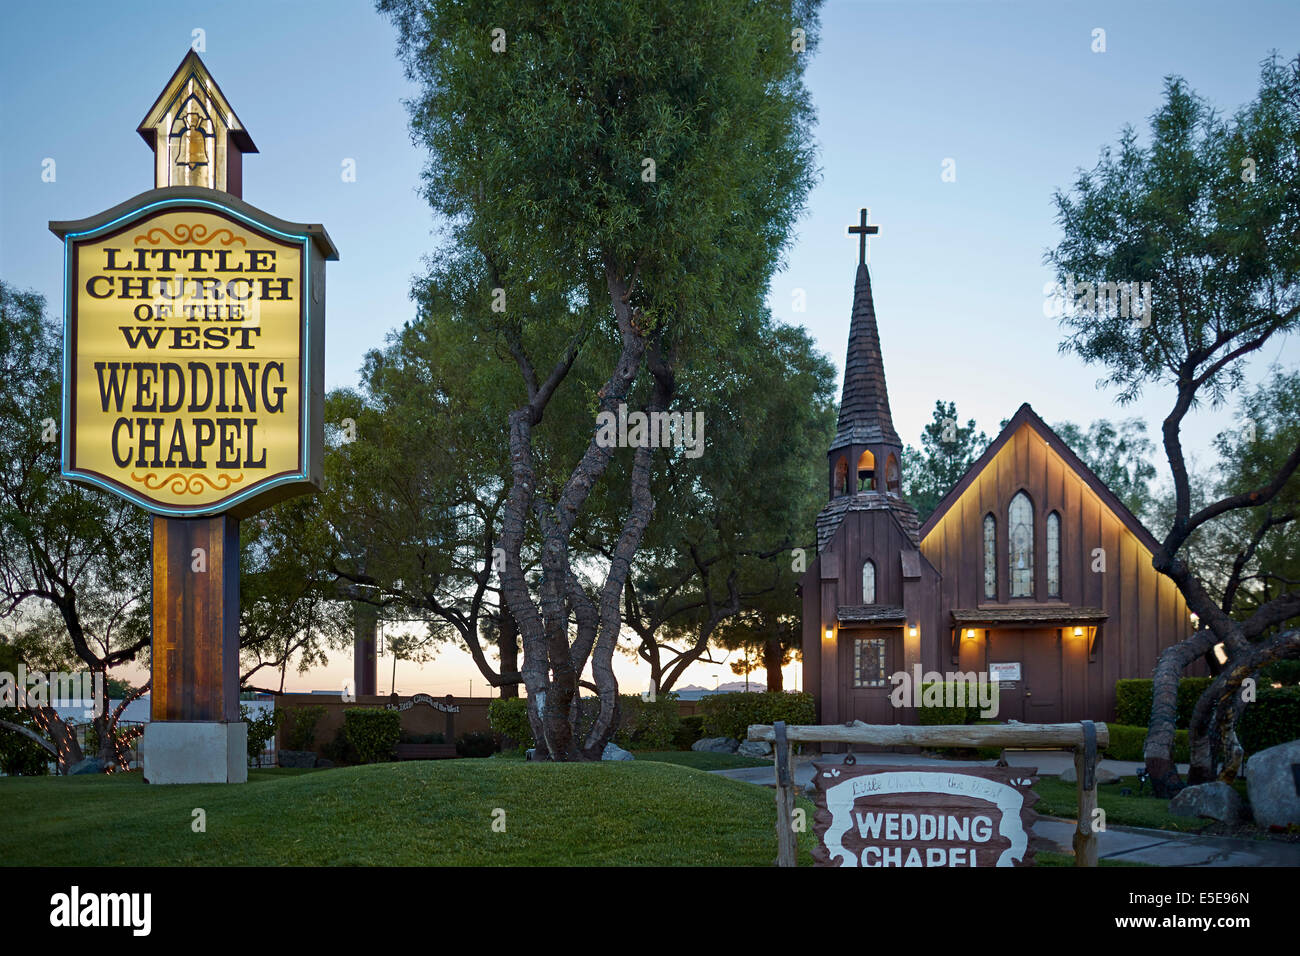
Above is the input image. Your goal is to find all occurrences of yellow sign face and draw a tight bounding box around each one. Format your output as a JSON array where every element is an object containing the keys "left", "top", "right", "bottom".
[{"left": 60, "top": 197, "right": 321, "bottom": 516}]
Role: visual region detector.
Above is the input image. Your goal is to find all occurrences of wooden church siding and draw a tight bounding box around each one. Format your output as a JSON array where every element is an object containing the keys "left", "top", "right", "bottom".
[{"left": 919, "top": 420, "right": 1195, "bottom": 721}]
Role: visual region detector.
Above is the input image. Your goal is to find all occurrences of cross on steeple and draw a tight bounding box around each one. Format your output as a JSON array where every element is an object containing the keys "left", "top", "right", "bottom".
[{"left": 847, "top": 207, "right": 879, "bottom": 265}]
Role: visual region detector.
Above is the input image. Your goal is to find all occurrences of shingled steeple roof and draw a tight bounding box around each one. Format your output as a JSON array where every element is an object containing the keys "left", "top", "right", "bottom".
[{"left": 830, "top": 263, "right": 901, "bottom": 452}]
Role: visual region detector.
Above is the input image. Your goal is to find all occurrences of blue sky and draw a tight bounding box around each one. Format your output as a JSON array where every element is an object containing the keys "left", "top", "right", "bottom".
[{"left": 2, "top": 0, "right": 1297, "bottom": 694}]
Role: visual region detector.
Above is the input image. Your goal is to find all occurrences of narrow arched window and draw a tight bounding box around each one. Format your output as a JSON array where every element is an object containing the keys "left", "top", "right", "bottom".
[
  {"left": 834, "top": 457, "right": 849, "bottom": 497},
  {"left": 1047, "top": 511, "right": 1061, "bottom": 598},
  {"left": 857, "top": 449, "right": 875, "bottom": 491},
  {"left": 1009, "top": 491, "right": 1034, "bottom": 598},
  {"left": 862, "top": 559, "right": 876, "bottom": 604},
  {"left": 885, "top": 454, "right": 900, "bottom": 493},
  {"left": 983, "top": 514, "right": 997, "bottom": 599}
]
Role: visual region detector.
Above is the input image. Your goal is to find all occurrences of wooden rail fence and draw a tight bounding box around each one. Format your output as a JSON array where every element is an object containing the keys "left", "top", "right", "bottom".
[{"left": 747, "top": 720, "right": 1109, "bottom": 868}]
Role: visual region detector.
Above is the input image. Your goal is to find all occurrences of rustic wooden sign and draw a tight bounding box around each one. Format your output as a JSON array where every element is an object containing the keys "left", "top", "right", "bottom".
[{"left": 811, "top": 763, "right": 1040, "bottom": 867}]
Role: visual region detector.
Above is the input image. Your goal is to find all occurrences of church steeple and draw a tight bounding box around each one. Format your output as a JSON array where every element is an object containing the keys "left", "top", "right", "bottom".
[{"left": 828, "top": 209, "right": 904, "bottom": 500}]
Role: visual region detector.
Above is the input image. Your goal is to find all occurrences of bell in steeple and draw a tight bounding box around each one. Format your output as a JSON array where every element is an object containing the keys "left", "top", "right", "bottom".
[
  {"left": 827, "top": 208, "right": 905, "bottom": 502},
  {"left": 138, "top": 51, "right": 257, "bottom": 196}
]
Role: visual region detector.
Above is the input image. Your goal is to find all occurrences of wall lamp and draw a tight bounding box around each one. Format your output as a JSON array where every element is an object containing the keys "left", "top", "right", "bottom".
[{"left": 908, "top": 624, "right": 918, "bottom": 638}]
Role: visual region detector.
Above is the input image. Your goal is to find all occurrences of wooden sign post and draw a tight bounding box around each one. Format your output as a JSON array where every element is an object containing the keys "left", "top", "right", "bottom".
[{"left": 49, "top": 51, "right": 337, "bottom": 783}]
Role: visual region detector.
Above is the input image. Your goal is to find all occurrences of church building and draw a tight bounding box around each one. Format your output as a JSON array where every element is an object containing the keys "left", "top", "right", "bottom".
[{"left": 799, "top": 214, "right": 1193, "bottom": 725}]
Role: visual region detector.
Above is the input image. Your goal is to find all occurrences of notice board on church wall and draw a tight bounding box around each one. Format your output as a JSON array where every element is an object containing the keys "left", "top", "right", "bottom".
[{"left": 811, "top": 764, "right": 1041, "bottom": 867}]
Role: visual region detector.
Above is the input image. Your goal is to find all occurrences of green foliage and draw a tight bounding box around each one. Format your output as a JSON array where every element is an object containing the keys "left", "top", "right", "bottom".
[
  {"left": 276, "top": 705, "right": 326, "bottom": 751},
  {"left": 343, "top": 709, "right": 401, "bottom": 764},
  {"left": 1048, "top": 55, "right": 1300, "bottom": 407},
  {"left": 1103, "top": 724, "right": 1190, "bottom": 763},
  {"left": 455, "top": 731, "right": 496, "bottom": 758},
  {"left": 320, "top": 727, "right": 358, "bottom": 766},
  {"left": 699, "top": 691, "right": 815, "bottom": 741},
  {"left": 399, "top": 732, "right": 446, "bottom": 744},
  {"left": 487, "top": 697, "right": 533, "bottom": 748},
  {"left": 672, "top": 714, "right": 705, "bottom": 750},
  {"left": 903, "top": 401, "right": 990, "bottom": 523},
  {"left": 915, "top": 682, "right": 989, "bottom": 726},
  {"left": 1114, "top": 678, "right": 1213, "bottom": 728},
  {"left": 1052, "top": 419, "right": 1157, "bottom": 523},
  {"left": 0, "top": 710, "right": 50, "bottom": 776},
  {"left": 1239, "top": 686, "right": 1300, "bottom": 755},
  {"left": 0, "top": 281, "right": 151, "bottom": 688},
  {"left": 1261, "top": 660, "right": 1300, "bottom": 686},
  {"left": 241, "top": 705, "right": 277, "bottom": 765},
  {"left": 613, "top": 694, "right": 681, "bottom": 751}
]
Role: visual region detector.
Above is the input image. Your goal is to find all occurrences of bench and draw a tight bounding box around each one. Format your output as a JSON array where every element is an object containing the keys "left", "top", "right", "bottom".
[{"left": 394, "top": 743, "right": 458, "bottom": 761}]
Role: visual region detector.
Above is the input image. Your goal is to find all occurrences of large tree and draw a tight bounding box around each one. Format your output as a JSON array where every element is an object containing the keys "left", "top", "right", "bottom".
[
  {"left": 902, "top": 400, "right": 989, "bottom": 523},
  {"left": 0, "top": 280, "right": 151, "bottom": 772},
  {"left": 1047, "top": 54, "right": 1300, "bottom": 795},
  {"left": 380, "top": 0, "right": 821, "bottom": 759},
  {"left": 617, "top": 316, "right": 835, "bottom": 695},
  {"left": 1052, "top": 418, "right": 1158, "bottom": 523}
]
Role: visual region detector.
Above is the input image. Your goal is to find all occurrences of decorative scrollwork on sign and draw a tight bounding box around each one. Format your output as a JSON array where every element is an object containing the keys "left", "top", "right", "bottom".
[
  {"left": 129, "top": 472, "right": 246, "bottom": 495},
  {"left": 132, "top": 223, "right": 246, "bottom": 247}
]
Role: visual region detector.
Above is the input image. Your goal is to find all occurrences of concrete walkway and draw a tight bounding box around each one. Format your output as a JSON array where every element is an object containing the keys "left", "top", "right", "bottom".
[{"left": 712, "top": 750, "right": 1300, "bottom": 867}]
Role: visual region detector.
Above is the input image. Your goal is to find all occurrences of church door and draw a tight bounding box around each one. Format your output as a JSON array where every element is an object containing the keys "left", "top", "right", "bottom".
[
  {"left": 839, "top": 628, "right": 901, "bottom": 725},
  {"left": 986, "top": 629, "right": 1062, "bottom": 723}
]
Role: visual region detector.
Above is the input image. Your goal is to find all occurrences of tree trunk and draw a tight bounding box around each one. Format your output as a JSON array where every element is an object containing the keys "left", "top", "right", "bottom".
[
  {"left": 764, "top": 635, "right": 784, "bottom": 693},
  {"left": 1187, "top": 628, "right": 1300, "bottom": 783},
  {"left": 1145, "top": 627, "right": 1217, "bottom": 796},
  {"left": 497, "top": 607, "right": 520, "bottom": 698}
]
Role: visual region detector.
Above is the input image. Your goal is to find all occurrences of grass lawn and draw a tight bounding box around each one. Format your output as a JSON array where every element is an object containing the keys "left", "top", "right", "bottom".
[
  {"left": 0, "top": 761, "right": 816, "bottom": 866},
  {"left": 1033, "top": 775, "right": 1221, "bottom": 833},
  {"left": 633, "top": 750, "right": 773, "bottom": 771}
]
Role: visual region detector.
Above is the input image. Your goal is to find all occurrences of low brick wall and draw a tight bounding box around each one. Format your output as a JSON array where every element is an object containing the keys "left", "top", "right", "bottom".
[{"left": 274, "top": 693, "right": 493, "bottom": 759}]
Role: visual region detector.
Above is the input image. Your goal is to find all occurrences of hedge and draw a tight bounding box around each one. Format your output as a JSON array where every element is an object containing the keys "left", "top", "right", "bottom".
[
  {"left": 1116, "top": 679, "right": 1300, "bottom": 756},
  {"left": 915, "top": 682, "right": 994, "bottom": 726},
  {"left": 487, "top": 693, "right": 683, "bottom": 752},
  {"left": 673, "top": 714, "right": 705, "bottom": 750},
  {"left": 614, "top": 693, "right": 680, "bottom": 750},
  {"left": 343, "top": 708, "right": 400, "bottom": 764},
  {"left": 487, "top": 697, "right": 532, "bottom": 748},
  {"left": 276, "top": 704, "right": 326, "bottom": 750},
  {"left": 1114, "top": 678, "right": 1213, "bottom": 729},
  {"left": 1102, "top": 723, "right": 1190, "bottom": 763},
  {"left": 699, "top": 691, "right": 815, "bottom": 741},
  {"left": 1239, "top": 686, "right": 1300, "bottom": 755}
]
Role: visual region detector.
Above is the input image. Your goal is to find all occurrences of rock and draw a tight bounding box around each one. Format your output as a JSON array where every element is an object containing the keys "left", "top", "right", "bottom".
[
  {"left": 1169, "top": 781, "right": 1248, "bottom": 824},
  {"left": 691, "top": 736, "right": 739, "bottom": 754},
  {"left": 737, "top": 740, "right": 772, "bottom": 756},
  {"left": 313, "top": 757, "right": 335, "bottom": 769},
  {"left": 277, "top": 749, "right": 317, "bottom": 769},
  {"left": 1058, "top": 764, "right": 1120, "bottom": 785},
  {"left": 601, "top": 742, "right": 635, "bottom": 761},
  {"left": 68, "top": 757, "right": 105, "bottom": 775},
  {"left": 1245, "top": 740, "right": 1300, "bottom": 829}
]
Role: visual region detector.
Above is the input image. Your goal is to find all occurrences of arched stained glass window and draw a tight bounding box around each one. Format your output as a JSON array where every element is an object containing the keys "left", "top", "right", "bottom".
[
  {"left": 1009, "top": 491, "right": 1034, "bottom": 598},
  {"left": 1047, "top": 511, "right": 1061, "bottom": 598},
  {"left": 983, "top": 514, "right": 997, "bottom": 599},
  {"left": 862, "top": 559, "right": 876, "bottom": 604}
]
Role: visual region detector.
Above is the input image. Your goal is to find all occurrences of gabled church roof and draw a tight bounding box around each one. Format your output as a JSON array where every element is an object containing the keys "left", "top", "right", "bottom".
[
  {"left": 830, "top": 263, "right": 901, "bottom": 452},
  {"left": 917, "top": 403, "right": 1164, "bottom": 555}
]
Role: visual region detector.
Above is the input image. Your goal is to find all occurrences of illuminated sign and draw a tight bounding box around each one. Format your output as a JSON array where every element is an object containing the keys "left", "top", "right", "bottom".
[{"left": 52, "top": 189, "right": 336, "bottom": 516}]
